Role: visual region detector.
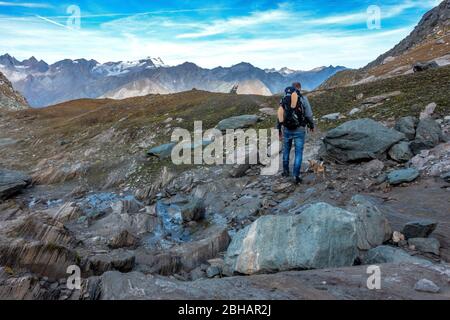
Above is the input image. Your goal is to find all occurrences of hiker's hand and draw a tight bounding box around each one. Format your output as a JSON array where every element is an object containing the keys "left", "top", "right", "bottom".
[{"left": 279, "top": 132, "right": 283, "bottom": 141}]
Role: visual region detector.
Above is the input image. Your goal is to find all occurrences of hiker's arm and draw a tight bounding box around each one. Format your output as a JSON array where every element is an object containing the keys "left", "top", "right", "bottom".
[
  {"left": 277, "top": 105, "right": 284, "bottom": 138},
  {"left": 303, "top": 96, "right": 315, "bottom": 130}
]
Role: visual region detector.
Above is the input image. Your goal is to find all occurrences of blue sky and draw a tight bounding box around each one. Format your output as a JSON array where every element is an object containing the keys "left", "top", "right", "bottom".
[{"left": 0, "top": 0, "right": 442, "bottom": 69}]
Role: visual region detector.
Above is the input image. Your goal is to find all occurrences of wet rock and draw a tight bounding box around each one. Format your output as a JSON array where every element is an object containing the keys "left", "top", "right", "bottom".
[
  {"left": 346, "top": 195, "right": 392, "bottom": 251},
  {"left": 389, "top": 142, "right": 413, "bottom": 163},
  {"left": 394, "top": 116, "right": 417, "bottom": 140},
  {"left": 216, "top": 115, "right": 260, "bottom": 131},
  {"left": 413, "top": 61, "right": 439, "bottom": 73},
  {"left": 414, "top": 279, "right": 440, "bottom": 293},
  {"left": 0, "top": 168, "right": 31, "bottom": 200},
  {"left": 319, "top": 119, "right": 406, "bottom": 163},
  {"left": 387, "top": 168, "right": 419, "bottom": 185},
  {"left": 363, "top": 246, "right": 431, "bottom": 265},
  {"left": 410, "top": 119, "right": 443, "bottom": 155},
  {"left": 420, "top": 103, "right": 437, "bottom": 120},
  {"left": 224, "top": 203, "right": 358, "bottom": 275},
  {"left": 108, "top": 230, "right": 140, "bottom": 249},
  {"left": 408, "top": 238, "right": 440, "bottom": 255},
  {"left": 402, "top": 220, "right": 437, "bottom": 239},
  {"left": 85, "top": 249, "right": 135, "bottom": 276},
  {"left": 180, "top": 198, "right": 206, "bottom": 223},
  {"left": 147, "top": 143, "right": 176, "bottom": 159}
]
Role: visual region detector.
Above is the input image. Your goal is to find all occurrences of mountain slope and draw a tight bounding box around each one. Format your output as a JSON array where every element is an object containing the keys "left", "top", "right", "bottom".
[
  {"left": 0, "top": 54, "right": 345, "bottom": 107},
  {"left": 321, "top": 0, "right": 450, "bottom": 88},
  {"left": 0, "top": 71, "right": 28, "bottom": 111}
]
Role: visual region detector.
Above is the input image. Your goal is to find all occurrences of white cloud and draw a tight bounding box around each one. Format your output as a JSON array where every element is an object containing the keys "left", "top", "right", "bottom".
[{"left": 0, "top": 1, "right": 52, "bottom": 8}]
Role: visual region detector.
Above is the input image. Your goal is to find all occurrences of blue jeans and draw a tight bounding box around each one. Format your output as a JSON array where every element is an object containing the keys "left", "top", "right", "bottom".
[{"left": 283, "top": 128, "right": 306, "bottom": 178}]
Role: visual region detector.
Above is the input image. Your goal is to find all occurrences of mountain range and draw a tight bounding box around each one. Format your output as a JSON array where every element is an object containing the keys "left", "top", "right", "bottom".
[{"left": 0, "top": 54, "right": 345, "bottom": 108}]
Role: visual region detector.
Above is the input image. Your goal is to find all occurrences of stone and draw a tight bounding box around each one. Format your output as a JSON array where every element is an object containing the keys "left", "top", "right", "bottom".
[
  {"left": 408, "top": 238, "right": 440, "bottom": 255},
  {"left": 319, "top": 119, "right": 406, "bottom": 163},
  {"left": 85, "top": 249, "right": 135, "bottom": 276},
  {"left": 402, "top": 220, "right": 437, "bottom": 239},
  {"left": 346, "top": 195, "right": 392, "bottom": 251},
  {"left": 410, "top": 119, "right": 442, "bottom": 155},
  {"left": 349, "top": 108, "right": 361, "bottom": 116},
  {"left": 216, "top": 115, "right": 260, "bottom": 131},
  {"left": 413, "top": 61, "right": 439, "bottom": 73},
  {"left": 414, "top": 279, "right": 440, "bottom": 293},
  {"left": 259, "top": 108, "right": 277, "bottom": 116},
  {"left": 392, "top": 231, "right": 405, "bottom": 243},
  {"left": 206, "top": 266, "right": 221, "bottom": 278},
  {"left": 362, "top": 159, "right": 385, "bottom": 177},
  {"left": 387, "top": 168, "right": 419, "bottom": 185},
  {"left": 147, "top": 143, "right": 176, "bottom": 159},
  {"left": 420, "top": 103, "right": 437, "bottom": 120},
  {"left": 227, "top": 164, "right": 250, "bottom": 178},
  {"left": 363, "top": 246, "right": 431, "bottom": 265},
  {"left": 322, "top": 113, "right": 341, "bottom": 121},
  {"left": 361, "top": 91, "right": 401, "bottom": 105},
  {"left": 108, "top": 230, "right": 140, "bottom": 249},
  {"left": 0, "top": 169, "right": 31, "bottom": 200},
  {"left": 441, "top": 171, "right": 450, "bottom": 182},
  {"left": 224, "top": 203, "right": 359, "bottom": 275},
  {"left": 180, "top": 198, "right": 206, "bottom": 222},
  {"left": 394, "top": 116, "right": 417, "bottom": 140},
  {"left": 389, "top": 142, "right": 413, "bottom": 162}
]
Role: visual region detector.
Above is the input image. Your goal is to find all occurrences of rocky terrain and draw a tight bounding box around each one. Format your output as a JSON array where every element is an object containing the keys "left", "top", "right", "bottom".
[
  {"left": 322, "top": 0, "right": 450, "bottom": 88},
  {"left": 0, "top": 71, "right": 28, "bottom": 111},
  {"left": 0, "top": 73, "right": 449, "bottom": 299},
  {"left": 0, "top": 54, "right": 345, "bottom": 107}
]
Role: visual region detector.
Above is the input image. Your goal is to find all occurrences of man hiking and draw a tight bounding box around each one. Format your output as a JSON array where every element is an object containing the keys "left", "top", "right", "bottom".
[{"left": 277, "top": 82, "right": 315, "bottom": 184}]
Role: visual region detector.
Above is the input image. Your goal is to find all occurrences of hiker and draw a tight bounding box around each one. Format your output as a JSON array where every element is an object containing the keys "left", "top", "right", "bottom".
[{"left": 277, "top": 82, "right": 315, "bottom": 184}]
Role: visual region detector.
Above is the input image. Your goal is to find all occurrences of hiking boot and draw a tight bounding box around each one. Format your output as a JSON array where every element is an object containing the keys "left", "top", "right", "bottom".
[
  {"left": 295, "top": 176, "right": 303, "bottom": 185},
  {"left": 282, "top": 170, "right": 290, "bottom": 177}
]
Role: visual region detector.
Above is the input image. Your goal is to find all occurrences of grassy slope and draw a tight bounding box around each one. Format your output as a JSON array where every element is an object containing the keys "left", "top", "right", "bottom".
[{"left": 308, "top": 65, "right": 450, "bottom": 129}]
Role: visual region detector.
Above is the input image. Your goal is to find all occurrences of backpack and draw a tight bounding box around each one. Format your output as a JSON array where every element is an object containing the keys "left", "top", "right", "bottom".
[{"left": 281, "top": 86, "right": 305, "bottom": 130}]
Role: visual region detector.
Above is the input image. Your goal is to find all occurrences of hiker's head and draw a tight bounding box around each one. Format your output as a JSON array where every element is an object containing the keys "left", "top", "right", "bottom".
[{"left": 293, "top": 82, "right": 302, "bottom": 90}]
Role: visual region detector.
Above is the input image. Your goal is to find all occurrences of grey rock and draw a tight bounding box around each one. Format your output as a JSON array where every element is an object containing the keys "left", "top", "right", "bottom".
[
  {"left": 224, "top": 203, "right": 358, "bottom": 275},
  {"left": 320, "top": 119, "right": 406, "bottom": 162},
  {"left": 346, "top": 195, "right": 392, "bottom": 251},
  {"left": 0, "top": 169, "right": 31, "bottom": 200},
  {"left": 259, "top": 108, "right": 277, "bottom": 116},
  {"left": 108, "top": 230, "right": 140, "bottom": 249},
  {"left": 362, "top": 159, "right": 385, "bottom": 177},
  {"left": 363, "top": 246, "right": 431, "bottom": 265},
  {"left": 440, "top": 171, "right": 450, "bottom": 183},
  {"left": 147, "top": 143, "right": 176, "bottom": 159},
  {"left": 322, "top": 113, "right": 341, "bottom": 121},
  {"left": 227, "top": 164, "right": 250, "bottom": 178},
  {"left": 414, "top": 279, "right": 440, "bottom": 293},
  {"left": 216, "top": 115, "right": 260, "bottom": 131},
  {"left": 389, "top": 142, "right": 413, "bottom": 162},
  {"left": 394, "top": 116, "right": 417, "bottom": 140},
  {"left": 361, "top": 91, "right": 402, "bottom": 105},
  {"left": 410, "top": 119, "right": 443, "bottom": 155},
  {"left": 180, "top": 198, "right": 206, "bottom": 222},
  {"left": 408, "top": 238, "right": 440, "bottom": 255},
  {"left": 206, "top": 266, "right": 221, "bottom": 278},
  {"left": 413, "top": 61, "right": 439, "bottom": 73},
  {"left": 86, "top": 249, "right": 135, "bottom": 276},
  {"left": 387, "top": 168, "right": 419, "bottom": 185},
  {"left": 402, "top": 220, "right": 437, "bottom": 239}
]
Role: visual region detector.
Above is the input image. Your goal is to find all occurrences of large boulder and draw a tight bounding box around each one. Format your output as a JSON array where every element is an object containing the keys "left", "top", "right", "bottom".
[
  {"left": 224, "top": 203, "right": 359, "bottom": 275},
  {"left": 0, "top": 169, "right": 31, "bottom": 200},
  {"left": 346, "top": 195, "right": 392, "bottom": 251},
  {"left": 410, "top": 119, "right": 443, "bottom": 155},
  {"left": 216, "top": 115, "right": 260, "bottom": 131},
  {"left": 389, "top": 142, "right": 413, "bottom": 162},
  {"left": 146, "top": 143, "right": 176, "bottom": 159},
  {"left": 413, "top": 61, "right": 439, "bottom": 73},
  {"left": 394, "top": 116, "right": 417, "bottom": 140},
  {"left": 387, "top": 168, "right": 420, "bottom": 185},
  {"left": 319, "top": 119, "right": 406, "bottom": 162},
  {"left": 408, "top": 238, "right": 440, "bottom": 255}
]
